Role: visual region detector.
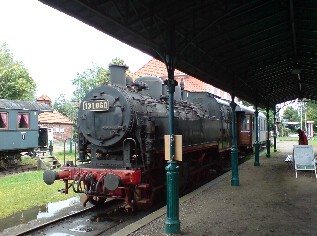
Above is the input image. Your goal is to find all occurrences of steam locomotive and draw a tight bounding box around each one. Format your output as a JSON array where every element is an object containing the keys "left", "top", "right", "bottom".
[{"left": 43, "top": 64, "right": 266, "bottom": 210}]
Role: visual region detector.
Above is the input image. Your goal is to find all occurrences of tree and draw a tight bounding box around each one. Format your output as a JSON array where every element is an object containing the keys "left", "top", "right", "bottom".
[
  {"left": 110, "top": 57, "right": 126, "bottom": 66},
  {"left": 54, "top": 58, "right": 127, "bottom": 122},
  {"left": 72, "top": 58, "right": 127, "bottom": 102},
  {"left": 305, "top": 101, "right": 317, "bottom": 132},
  {"left": 283, "top": 106, "right": 299, "bottom": 122},
  {"left": 52, "top": 94, "right": 78, "bottom": 122},
  {"left": 72, "top": 64, "right": 109, "bottom": 102},
  {"left": 0, "top": 43, "right": 36, "bottom": 100}
]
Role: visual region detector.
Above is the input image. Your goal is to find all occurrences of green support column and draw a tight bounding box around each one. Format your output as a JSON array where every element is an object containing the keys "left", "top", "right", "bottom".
[
  {"left": 164, "top": 56, "right": 180, "bottom": 234},
  {"left": 49, "top": 140, "right": 53, "bottom": 157},
  {"left": 254, "top": 106, "right": 260, "bottom": 166},
  {"left": 69, "top": 139, "right": 73, "bottom": 154},
  {"left": 273, "top": 110, "right": 277, "bottom": 152},
  {"left": 230, "top": 97, "right": 239, "bottom": 186},
  {"left": 266, "top": 106, "right": 271, "bottom": 158}
]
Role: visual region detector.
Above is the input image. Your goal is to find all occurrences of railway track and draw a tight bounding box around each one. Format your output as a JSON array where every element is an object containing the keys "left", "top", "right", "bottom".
[
  {"left": 0, "top": 164, "right": 37, "bottom": 177},
  {"left": 16, "top": 206, "right": 95, "bottom": 236},
  {"left": 15, "top": 199, "right": 126, "bottom": 236},
  {"left": 11, "top": 198, "right": 160, "bottom": 236}
]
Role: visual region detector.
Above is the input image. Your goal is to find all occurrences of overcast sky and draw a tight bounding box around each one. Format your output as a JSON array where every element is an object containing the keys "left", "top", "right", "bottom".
[{"left": 0, "top": 0, "right": 152, "bottom": 101}]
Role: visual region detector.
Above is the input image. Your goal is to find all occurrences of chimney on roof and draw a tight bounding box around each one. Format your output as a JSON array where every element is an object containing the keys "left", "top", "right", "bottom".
[{"left": 37, "top": 95, "right": 52, "bottom": 107}]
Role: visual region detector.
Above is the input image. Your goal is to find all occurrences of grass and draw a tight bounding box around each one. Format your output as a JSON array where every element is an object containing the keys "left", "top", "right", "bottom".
[
  {"left": 0, "top": 148, "right": 78, "bottom": 220},
  {"left": 277, "top": 135, "right": 317, "bottom": 147},
  {"left": 21, "top": 150, "right": 76, "bottom": 167}
]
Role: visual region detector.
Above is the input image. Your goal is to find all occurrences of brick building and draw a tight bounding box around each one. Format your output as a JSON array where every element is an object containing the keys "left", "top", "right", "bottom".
[{"left": 37, "top": 95, "right": 74, "bottom": 142}]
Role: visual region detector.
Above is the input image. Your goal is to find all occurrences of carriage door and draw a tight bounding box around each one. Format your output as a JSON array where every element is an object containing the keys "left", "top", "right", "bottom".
[{"left": 238, "top": 113, "right": 252, "bottom": 147}]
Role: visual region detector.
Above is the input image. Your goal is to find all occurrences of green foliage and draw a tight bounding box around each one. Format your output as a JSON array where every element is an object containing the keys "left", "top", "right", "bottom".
[
  {"left": 306, "top": 101, "right": 317, "bottom": 132},
  {"left": 71, "top": 63, "right": 110, "bottom": 102},
  {"left": 110, "top": 57, "right": 127, "bottom": 66},
  {"left": 53, "top": 58, "right": 127, "bottom": 123},
  {"left": 278, "top": 127, "right": 289, "bottom": 137},
  {"left": 53, "top": 94, "right": 78, "bottom": 122},
  {"left": 72, "top": 58, "right": 127, "bottom": 102},
  {"left": 0, "top": 43, "right": 36, "bottom": 100},
  {"left": 283, "top": 106, "right": 299, "bottom": 122}
]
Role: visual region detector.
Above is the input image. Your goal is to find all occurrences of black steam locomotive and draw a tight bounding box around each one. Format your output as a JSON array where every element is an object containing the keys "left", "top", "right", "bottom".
[{"left": 43, "top": 64, "right": 266, "bottom": 209}]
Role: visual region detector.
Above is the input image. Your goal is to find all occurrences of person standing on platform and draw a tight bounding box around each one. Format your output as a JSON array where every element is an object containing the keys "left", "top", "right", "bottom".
[{"left": 297, "top": 128, "right": 308, "bottom": 145}]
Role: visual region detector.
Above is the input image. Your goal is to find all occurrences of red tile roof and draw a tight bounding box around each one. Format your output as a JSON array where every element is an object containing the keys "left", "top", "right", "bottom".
[
  {"left": 39, "top": 110, "right": 74, "bottom": 125},
  {"left": 136, "top": 59, "right": 231, "bottom": 100},
  {"left": 37, "top": 94, "right": 52, "bottom": 102},
  {"left": 137, "top": 59, "right": 184, "bottom": 77}
]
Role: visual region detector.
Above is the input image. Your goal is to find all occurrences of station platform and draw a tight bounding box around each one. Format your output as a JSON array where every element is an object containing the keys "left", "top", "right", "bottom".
[{"left": 113, "top": 141, "right": 317, "bottom": 236}]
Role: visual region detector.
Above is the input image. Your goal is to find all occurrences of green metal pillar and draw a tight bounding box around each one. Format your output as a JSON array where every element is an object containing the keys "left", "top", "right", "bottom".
[
  {"left": 230, "top": 96, "right": 239, "bottom": 186},
  {"left": 69, "top": 139, "right": 73, "bottom": 154},
  {"left": 266, "top": 106, "right": 271, "bottom": 158},
  {"left": 70, "top": 127, "right": 74, "bottom": 154},
  {"left": 254, "top": 106, "right": 260, "bottom": 166},
  {"left": 273, "top": 109, "right": 277, "bottom": 152},
  {"left": 49, "top": 140, "right": 53, "bottom": 157},
  {"left": 164, "top": 54, "right": 180, "bottom": 234}
]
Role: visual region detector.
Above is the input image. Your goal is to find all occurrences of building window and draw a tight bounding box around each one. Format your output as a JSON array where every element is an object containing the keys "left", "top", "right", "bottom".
[
  {"left": 17, "top": 113, "right": 30, "bottom": 129},
  {"left": 0, "top": 112, "right": 8, "bottom": 129}
]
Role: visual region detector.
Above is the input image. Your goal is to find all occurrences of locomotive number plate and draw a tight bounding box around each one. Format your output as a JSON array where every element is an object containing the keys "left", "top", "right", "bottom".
[{"left": 83, "top": 100, "right": 109, "bottom": 111}]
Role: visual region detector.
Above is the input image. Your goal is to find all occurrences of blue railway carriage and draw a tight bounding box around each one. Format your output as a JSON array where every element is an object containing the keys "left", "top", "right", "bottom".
[{"left": 0, "top": 99, "right": 52, "bottom": 170}]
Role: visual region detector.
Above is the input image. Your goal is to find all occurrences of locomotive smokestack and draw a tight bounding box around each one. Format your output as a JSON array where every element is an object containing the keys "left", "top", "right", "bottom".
[{"left": 109, "top": 64, "right": 129, "bottom": 86}]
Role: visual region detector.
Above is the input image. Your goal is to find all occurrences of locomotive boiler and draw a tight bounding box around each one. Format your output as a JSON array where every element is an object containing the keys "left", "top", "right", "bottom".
[{"left": 43, "top": 64, "right": 234, "bottom": 209}]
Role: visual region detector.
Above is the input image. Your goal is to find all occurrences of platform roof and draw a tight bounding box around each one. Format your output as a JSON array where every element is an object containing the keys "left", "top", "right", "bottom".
[{"left": 39, "top": 0, "right": 317, "bottom": 109}]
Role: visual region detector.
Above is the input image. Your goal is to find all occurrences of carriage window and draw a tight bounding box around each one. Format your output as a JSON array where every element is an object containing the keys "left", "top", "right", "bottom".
[
  {"left": 17, "top": 113, "right": 30, "bottom": 129},
  {"left": 0, "top": 112, "right": 8, "bottom": 129},
  {"left": 241, "top": 115, "right": 250, "bottom": 131}
]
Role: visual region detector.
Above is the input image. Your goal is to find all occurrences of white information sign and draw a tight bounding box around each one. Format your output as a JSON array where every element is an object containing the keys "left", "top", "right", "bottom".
[{"left": 293, "top": 145, "right": 316, "bottom": 178}]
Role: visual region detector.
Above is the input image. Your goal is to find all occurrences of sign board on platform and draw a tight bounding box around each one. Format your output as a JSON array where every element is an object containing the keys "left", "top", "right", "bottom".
[
  {"left": 164, "top": 135, "right": 182, "bottom": 161},
  {"left": 293, "top": 145, "right": 317, "bottom": 178}
]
